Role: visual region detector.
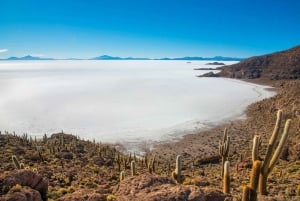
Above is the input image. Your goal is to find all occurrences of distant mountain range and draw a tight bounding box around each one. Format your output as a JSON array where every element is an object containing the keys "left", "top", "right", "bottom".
[
  {"left": 5, "top": 55, "right": 55, "bottom": 60},
  {"left": 1, "top": 55, "right": 244, "bottom": 61}
]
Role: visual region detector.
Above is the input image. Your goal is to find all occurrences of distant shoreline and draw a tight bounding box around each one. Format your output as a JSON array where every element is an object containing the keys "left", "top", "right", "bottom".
[{"left": 149, "top": 77, "right": 281, "bottom": 161}]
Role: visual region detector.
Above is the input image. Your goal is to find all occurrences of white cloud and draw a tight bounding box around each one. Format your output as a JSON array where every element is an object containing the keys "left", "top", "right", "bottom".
[{"left": 0, "top": 49, "right": 8, "bottom": 53}]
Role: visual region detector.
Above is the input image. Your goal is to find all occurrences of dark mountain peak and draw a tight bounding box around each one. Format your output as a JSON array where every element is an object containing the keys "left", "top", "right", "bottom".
[{"left": 92, "top": 55, "right": 122, "bottom": 60}]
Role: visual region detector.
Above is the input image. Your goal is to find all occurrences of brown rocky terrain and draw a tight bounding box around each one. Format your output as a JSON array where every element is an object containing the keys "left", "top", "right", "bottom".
[
  {"left": 202, "top": 45, "right": 300, "bottom": 79},
  {"left": 1, "top": 46, "right": 300, "bottom": 201}
]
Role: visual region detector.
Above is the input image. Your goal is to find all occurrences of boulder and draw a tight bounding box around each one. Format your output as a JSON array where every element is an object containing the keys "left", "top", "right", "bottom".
[
  {"left": 113, "top": 173, "right": 226, "bottom": 201},
  {"left": 56, "top": 189, "right": 106, "bottom": 201},
  {"left": 0, "top": 170, "right": 48, "bottom": 201},
  {"left": 0, "top": 186, "right": 42, "bottom": 201}
]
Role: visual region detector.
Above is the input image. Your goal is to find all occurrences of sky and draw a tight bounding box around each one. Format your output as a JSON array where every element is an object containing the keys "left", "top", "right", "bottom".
[{"left": 0, "top": 0, "right": 300, "bottom": 59}]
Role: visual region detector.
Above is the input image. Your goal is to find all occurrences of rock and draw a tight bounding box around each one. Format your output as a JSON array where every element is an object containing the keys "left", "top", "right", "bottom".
[
  {"left": 195, "top": 155, "right": 220, "bottom": 166},
  {"left": 112, "top": 173, "right": 225, "bottom": 201},
  {"left": 58, "top": 151, "right": 73, "bottom": 160},
  {"left": 236, "top": 161, "right": 252, "bottom": 170},
  {"left": 185, "top": 176, "right": 210, "bottom": 187},
  {"left": 279, "top": 146, "right": 289, "bottom": 161},
  {"left": 0, "top": 170, "right": 48, "bottom": 201},
  {"left": 203, "top": 188, "right": 227, "bottom": 201},
  {"left": 197, "top": 72, "right": 220, "bottom": 77},
  {"left": 205, "top": 62, "right": 225, "bottom": 65},
  {"left": 56, "top": 189, "right": 106, "bottom": 201},
  {"left": 289, "top": 143, "right": 300, "bottom": 161},
  {"left": 0, "top": 186, "right": 42, "bottom": 201}
]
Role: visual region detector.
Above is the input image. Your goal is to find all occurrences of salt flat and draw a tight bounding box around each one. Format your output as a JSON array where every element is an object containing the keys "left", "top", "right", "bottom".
[{"left": 0, "top": 60, "right": 275, "bottom": 152}]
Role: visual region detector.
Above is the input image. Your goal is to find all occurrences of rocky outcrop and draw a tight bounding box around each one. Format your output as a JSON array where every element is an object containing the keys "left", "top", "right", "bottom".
[
  {"left": 0, "top": 170, "right": 48, "bottom": 201},
  {"left": 205, "top": 62, "right": 225, "bottom": 65},
  {"left": 112, "top": 174, "right": 226, "bottom": 201},
  {"left": 209, "top": 45, "right": 300, "bottom": 79},
  {"left": 197, "top": 72, "right": 220, "bottom": 77},
  {"left": 56, "top": 189, "right": 107, "bottom": 201},
  {"left": 0, "top": 186, "right": 42, "bottom": 201}
]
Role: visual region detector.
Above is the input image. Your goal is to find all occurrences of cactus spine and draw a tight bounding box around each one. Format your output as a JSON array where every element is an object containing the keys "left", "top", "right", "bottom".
[
  {"left": 223, "top": 161, "right": 230, "bottom": 194},
  {"left": 258, "top": 110, "right": 291, "bottom": 195},
  {"left": 219, "top": 128, "right": 230, "bottom": 177},
  {"left": 12, "top": 155, "right": 21, "bottom": 169},
  {"left": 131, "top": 161, "right": 136, "bottom": 176}
]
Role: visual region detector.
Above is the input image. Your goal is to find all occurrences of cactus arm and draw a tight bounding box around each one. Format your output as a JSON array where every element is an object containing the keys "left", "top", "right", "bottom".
[
  {"left": 261, "top": 110, "right": 282, "bottom": 174},
  {"left": 12, "top": 155, "right": 21, "bottom": 169},
  {"left": 268, "top": 119, "right": 291, "bottom": 174},
  {"left": 252, "top": 135, "right": 260, "bottom": 163},
  {"left": 225, "top": 136, "right": 230, "bottom": 156},
  {"left": 219, "top": 128, "right": 230, "bottom": 177},
  {"left": 269, "top": 110, "right": 283, "bottom": 145}
]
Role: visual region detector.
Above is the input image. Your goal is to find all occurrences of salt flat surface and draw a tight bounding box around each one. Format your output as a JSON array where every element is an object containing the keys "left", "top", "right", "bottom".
[{"left": 0, "top": 60, "right": 275, "bottom": 152}]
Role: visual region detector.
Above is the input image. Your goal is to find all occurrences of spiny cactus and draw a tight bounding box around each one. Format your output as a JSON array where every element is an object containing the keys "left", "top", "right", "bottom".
[
  {"left": 120, "top": 171, "right": 125, "bottom": 182},
  {"left": 252, "top": 135, "right": 261, "bottom": 163},
  {"left": 147, "top": 155, "right": 156, "bottom": 174},
  {"left": 20, "top": 163, "right": 25, "bottom": 169},
  {"left": 258, "top": 110, "right": 291, "bottom": 195},
  {"left": 131, "top": 161, "right": 136, "bottom": 176},
  {"left": 297, "top": 184, "right": 300, "bottom": 196},
  {"left": 250, "top": 160, "right": 261, "bottom": 191},
  {"left": 241, "top": 160, "right": 261, "bottom": 201},
  {"left": 223, "top": 161, "right": 230, "bottom": 194},
  {"left": 12, "top": 155, "right": 21, "bottom": 169},
  {"left": 172, "top": 155, "right": 183, "bottom": 183},
  {"left": 219, "top": 128, "right": 230, "bottom": 177}
]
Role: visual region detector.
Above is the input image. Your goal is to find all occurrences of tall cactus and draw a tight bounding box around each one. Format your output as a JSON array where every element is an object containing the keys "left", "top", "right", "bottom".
[
  {"left": 242, "top": 185, "right": 257, "bottom": 201},
  {"left": 242, "top": 160, "right": 261, "bottom": 201},
  {"left": 223, "top": 161, "right": 230, "bottom": 194},
  {"left": 250, "top": 160, "right": 262, "bottom": 191},
  {"left": 12, "top": 155, "right": 21, "bottom": 169},
  {"left": 120, "top": 171, "right": 125, "bottom": 181},
  {"left": 172, "top": 155, "right": 182, "bottom": 183},
  {"left": 131, "top": 161, "right": 136, "bottom": 176},
  {"left": 252, "top": 135, "right": 261, "bottom": 163},
  {"left": 219, "top": 128, "right": 230, "bottom": 177},
  {"left": 256, "top": 110, "right": 292, "bottom": 195}
]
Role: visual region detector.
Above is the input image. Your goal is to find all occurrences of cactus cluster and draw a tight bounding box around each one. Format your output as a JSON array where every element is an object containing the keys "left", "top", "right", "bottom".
[
  {"left": 242, "top": 110, "right": 292, "bottom": 200},
  {"left": 257, "top": 110, "right": 291, "bottom": 195},
  {"left": 219, "top": 128, "right": 230, "bottom": 177}
]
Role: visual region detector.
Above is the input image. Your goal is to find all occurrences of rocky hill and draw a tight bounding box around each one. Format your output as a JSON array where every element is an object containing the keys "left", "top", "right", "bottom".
[{"left": 215, "top": 45, "right": 300, "bottom": 79}]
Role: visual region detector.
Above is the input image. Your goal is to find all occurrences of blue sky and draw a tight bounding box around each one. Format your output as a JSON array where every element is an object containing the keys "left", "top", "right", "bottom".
[{"left": 0, "top": 0, "right": 300, "bottom": 59}]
